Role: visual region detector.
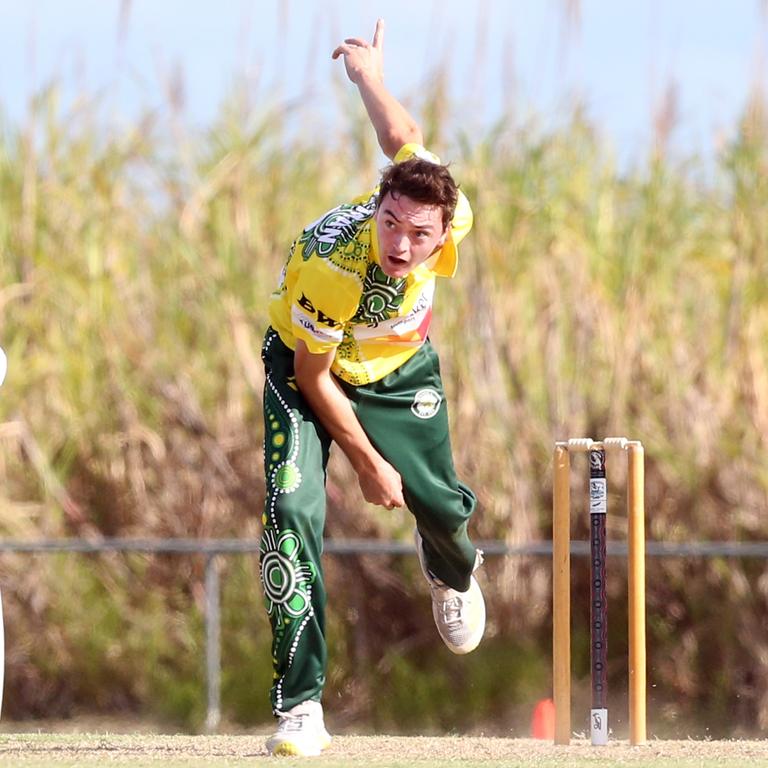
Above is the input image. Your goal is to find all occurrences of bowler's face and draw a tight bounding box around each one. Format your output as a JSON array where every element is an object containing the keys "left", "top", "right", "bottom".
[{"left": 375, "top": 192, "right": 447, "bottom": 278}]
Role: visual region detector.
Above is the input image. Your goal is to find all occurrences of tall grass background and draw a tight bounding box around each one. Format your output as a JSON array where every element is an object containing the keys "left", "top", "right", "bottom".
[{"left": 0, "top": 57, "right": 767, "bottom": 737}]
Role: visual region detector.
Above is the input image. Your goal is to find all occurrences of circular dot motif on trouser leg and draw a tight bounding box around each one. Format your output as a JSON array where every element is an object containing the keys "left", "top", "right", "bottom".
[
  {"left": 271, "top": 461, "right": 302, "bottom": 494},
  {"left": 260, "top": 528, "right": 316, "bottom": 621}
]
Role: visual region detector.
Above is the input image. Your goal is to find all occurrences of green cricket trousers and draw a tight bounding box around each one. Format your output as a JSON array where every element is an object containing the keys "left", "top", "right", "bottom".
[{"left": 260, "top": 327, "right": 478, "bottom": 713}]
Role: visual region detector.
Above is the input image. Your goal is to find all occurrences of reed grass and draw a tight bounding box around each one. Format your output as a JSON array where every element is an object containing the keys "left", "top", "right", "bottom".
[{"left": 0, "top": 80, "right": 767, "bottom": 735}]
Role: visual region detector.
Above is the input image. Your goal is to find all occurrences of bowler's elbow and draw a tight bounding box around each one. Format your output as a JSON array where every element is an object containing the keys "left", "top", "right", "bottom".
[{"left": 381, "top": 124, "right": 424, "bottom": 159}]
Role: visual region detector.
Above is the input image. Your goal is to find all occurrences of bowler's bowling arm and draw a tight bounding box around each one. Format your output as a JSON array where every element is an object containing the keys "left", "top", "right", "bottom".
[{"left": 293, "top": 340, "right": 404, "bottom": 509}]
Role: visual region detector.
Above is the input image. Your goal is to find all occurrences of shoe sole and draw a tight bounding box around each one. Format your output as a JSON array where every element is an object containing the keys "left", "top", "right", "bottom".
[
  {"left": 266, "top": 734, "right": 331, "bottom": 757},
  {"left": 268, "top": 740, "right": 321, "bottom": 757}
]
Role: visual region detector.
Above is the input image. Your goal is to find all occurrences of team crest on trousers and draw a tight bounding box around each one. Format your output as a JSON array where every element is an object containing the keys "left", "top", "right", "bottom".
[{"left": 411, "top": 388, "right": 442, "bottom": 419}]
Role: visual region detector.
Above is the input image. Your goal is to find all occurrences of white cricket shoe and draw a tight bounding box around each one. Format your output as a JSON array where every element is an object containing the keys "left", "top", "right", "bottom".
[
  {"left": 414, "top": 529, "right": 486, "bottom": 654},
  {"left": 265, "top": 699, "right": 331, "bottom": 757}
]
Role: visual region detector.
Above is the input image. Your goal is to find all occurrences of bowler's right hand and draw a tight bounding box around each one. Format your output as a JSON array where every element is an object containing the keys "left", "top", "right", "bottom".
[{"left": 357, "top": 456, "right": 404, "bottom": 510}]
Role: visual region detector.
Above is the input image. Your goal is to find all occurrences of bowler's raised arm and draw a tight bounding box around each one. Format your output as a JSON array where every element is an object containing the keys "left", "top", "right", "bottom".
[{"left": 332, "top": 19, "right": 423, "bottom": 158}]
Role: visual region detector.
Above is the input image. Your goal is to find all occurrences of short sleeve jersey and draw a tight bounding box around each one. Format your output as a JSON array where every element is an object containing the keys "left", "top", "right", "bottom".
[{"left": 268, "top": 144, "right": 473, "bottom": 385}]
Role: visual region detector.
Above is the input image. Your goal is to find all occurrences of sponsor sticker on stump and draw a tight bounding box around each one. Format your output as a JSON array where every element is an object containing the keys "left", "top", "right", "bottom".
[{"left": 589, "top": 478, "right": 607, "bottom": 515}]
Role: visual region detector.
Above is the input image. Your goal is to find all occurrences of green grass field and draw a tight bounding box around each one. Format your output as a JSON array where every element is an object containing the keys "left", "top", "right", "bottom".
[{"left": 1, "top": 734, "right": 767, "bottom": 767}]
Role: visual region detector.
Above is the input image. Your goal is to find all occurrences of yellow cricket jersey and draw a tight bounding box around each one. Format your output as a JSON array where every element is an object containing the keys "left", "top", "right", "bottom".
[{"left": 268, "top": 144, "right": 473, "bottom": 385}]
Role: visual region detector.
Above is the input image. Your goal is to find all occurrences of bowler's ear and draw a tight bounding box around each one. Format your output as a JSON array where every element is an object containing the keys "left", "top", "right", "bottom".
[{"left": 431, "top": 230, "right": 449, "bottom": 254}]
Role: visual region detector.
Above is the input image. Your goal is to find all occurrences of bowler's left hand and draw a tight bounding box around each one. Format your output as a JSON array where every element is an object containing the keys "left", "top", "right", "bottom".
[{"left": 332, "top": 18, "right": 385, "bottom": 85}]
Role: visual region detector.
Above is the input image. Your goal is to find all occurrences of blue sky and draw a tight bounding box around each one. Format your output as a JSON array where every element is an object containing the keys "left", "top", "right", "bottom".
[{"left": 1, "top": 1, "right": 766, "bottom": 163}]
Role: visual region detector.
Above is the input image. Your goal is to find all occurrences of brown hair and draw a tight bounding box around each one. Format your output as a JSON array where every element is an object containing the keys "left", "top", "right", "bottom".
[{"left": 377, "top": 157, "right": 459, "bottom": 230}]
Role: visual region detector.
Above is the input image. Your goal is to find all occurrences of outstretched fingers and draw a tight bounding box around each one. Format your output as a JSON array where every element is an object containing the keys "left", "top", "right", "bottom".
[
  {"left": 333, "top": 19, "right": 383, "bottom": 57},
  {"left": 372, "top": 18, "right": 384, "bottom": 50},
  {"left": 332, "top": 19, "right": 385, "bottom": 85}
]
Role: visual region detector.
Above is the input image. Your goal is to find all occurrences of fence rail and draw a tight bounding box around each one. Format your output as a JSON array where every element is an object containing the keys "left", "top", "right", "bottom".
[
  {"left": 3, "top": 537, "right": 768, "bottom": 731},
  {"left": 7, "top": 537, "right": 768, "bottom": 556}
]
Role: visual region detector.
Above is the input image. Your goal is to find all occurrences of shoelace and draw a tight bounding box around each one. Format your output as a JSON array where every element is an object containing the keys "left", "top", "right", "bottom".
[
  {"left": 440, "top": 595, "right": 464, "bottom": 626},
  {"left": 275, "top": 711, "right": 310, "bottom": 734}
]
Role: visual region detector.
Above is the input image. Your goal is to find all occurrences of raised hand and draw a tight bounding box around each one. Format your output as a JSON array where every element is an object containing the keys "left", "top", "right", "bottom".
[
  {"left": 331, "top": 18, "right": 421, "bottom": 160},
  {"left": 331, "top": 18, "right": 384, "bottom": 85}
]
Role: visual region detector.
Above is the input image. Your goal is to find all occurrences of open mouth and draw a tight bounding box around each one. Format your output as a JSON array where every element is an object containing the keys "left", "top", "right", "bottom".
[{"left": 385, "top": 254, "right": 409, "bottom": 269}]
